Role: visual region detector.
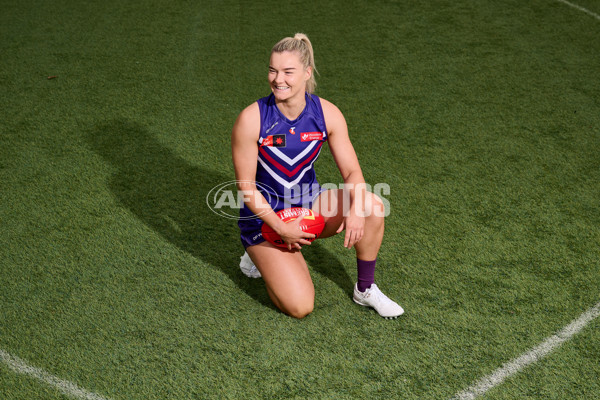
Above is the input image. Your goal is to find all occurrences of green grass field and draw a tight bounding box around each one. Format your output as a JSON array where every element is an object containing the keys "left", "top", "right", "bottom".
[{"left": 1, "top": 0, "right": 599, "bottom": 399}]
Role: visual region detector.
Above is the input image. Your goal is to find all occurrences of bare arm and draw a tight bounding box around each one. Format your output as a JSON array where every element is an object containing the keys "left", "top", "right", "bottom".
[{"left": 321, "top": 98, "right": 367, "bottom": 248}]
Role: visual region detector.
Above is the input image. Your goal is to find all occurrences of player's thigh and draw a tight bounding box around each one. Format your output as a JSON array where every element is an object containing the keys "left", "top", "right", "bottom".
[
  {"left": 312, "top": 188, "right": 346, "bottom": 239},
  {"left": 246, "top": 242, "right": 314, "bottom": 316},
  {"left": 313, "top": 188, "right": 386, "bottom": 237}
]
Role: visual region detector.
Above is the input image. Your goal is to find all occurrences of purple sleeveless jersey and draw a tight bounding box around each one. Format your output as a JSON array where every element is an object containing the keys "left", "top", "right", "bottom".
[{"left": 238, "top": 93, "right": 328, "bottom": 248}]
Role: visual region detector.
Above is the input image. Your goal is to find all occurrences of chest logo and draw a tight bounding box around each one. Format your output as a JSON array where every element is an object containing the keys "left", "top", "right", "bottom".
[
  {"left": 300, "top": 132, "right": 323, "bottom": 142},
  {"left": 266, "top": 121, "right": 279, "bottom": 134},
  {"left": 261, "top": 134, "right": 286, "bottom": 147},
  {"left": 289, "top": 127, "right": 296, "bottom": 135}
]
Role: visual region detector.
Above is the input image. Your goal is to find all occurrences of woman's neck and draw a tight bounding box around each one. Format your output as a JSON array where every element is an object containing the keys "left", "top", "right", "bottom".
[{"left": 275, "top": 93, "right": 306, "bottom": 120}]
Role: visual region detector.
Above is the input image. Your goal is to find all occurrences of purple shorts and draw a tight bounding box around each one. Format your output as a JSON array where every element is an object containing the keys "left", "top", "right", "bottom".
[{"left": 239, "top": 218, "right": 267, "bottom": 249}]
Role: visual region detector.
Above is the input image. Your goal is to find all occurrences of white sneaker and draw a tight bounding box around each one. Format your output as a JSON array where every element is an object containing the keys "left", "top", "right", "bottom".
[
  {"left": 353, "top": 283, "right": 404, "bottom": 319},
  {"left": 239, "top": 252, "right": 261, "bottom": 278}
]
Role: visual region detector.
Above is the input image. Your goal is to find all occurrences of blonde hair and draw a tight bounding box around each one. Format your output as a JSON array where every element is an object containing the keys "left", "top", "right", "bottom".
[{"left": 271, "top": 33, "right": 318, "bottom": 94}]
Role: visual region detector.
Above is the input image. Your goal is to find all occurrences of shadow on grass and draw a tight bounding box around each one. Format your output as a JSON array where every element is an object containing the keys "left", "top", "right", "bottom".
[
  {"left": 87, "top": 119, "right": 354, "bottom": 308},
  {"left": 304, "top": 244, "right": 354, "bottom": 299}
]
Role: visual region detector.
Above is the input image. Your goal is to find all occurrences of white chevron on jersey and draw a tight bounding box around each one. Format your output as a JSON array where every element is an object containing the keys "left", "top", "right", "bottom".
[
  {"left": 257, "top": 154, "right": 319, "bottom": 190},
  {"left": 264, "top": 139, "right": 319, "bottom": 166}
]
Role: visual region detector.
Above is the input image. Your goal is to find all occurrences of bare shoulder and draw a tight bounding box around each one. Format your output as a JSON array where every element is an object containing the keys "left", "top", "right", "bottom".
[
  {"left": 319, "top": 97, "right": 343, "bottom": 118},
  {"left": 232, "top": 102, "right": 260, "bottom": 142},
  {"left": 319, "top": 97, "right": 347, "bottom": 135},
  {"left": 234, "top": 102, "right": 260, "bottom": 129}
]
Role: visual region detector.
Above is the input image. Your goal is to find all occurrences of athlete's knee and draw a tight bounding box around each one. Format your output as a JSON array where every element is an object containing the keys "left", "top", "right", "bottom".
[
  {"left": 283, "top": 298, "right": 314, "bottom": 319},
  {"left": 366, "top": 192, "right": 386, "bottom": 220}
]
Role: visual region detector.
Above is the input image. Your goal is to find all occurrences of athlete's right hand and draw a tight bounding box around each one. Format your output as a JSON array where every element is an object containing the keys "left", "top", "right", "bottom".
[{"left": 276, "top": 215, "right": 316, "bottom": 251}]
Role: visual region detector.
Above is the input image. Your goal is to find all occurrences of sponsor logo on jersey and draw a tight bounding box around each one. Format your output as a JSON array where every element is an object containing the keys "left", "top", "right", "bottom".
[
  {"left": 265, "top": 121, "right": 279, "bottom": 134},
  {"left": 289, "top": 127, "right": 296, "bottom": 134},
  {"left": 300, "top": 131, "right": 323, "bottom": 142},
  {"left": 261, "top": 134, "right": 286, "bottom": 147}
]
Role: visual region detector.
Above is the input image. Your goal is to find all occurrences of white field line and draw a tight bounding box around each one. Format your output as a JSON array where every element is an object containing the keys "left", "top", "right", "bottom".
[
  {"left": 556, "top": 0, "right": 600, "bottom": 20},
  {"left": 0, "top": 349, "right": 111, "bottom": 400},
  {"left": 452, "top": 300, "right": 600, "bottom": 399}
]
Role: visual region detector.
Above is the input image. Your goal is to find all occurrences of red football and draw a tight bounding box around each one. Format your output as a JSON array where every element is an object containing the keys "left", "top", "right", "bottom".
[{"left": 261, "top": 207, "right": 325, "bottom": 248}]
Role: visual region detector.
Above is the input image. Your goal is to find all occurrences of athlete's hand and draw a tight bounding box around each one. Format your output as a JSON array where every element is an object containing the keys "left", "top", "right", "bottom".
[
  {"left": 336, "top": 213, "right": 365, "bottom": 249},
  {"left": 277, "top": 215, "right": 316, "bottom": 251}
]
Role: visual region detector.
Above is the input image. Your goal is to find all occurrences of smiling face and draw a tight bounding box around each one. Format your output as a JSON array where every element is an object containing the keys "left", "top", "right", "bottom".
[{"left": 268, "top": 51, "right": 312, "bottom": 102}]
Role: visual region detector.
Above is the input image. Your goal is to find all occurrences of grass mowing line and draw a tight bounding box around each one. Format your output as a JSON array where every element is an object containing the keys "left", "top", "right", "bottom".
[
  {"left": 556, "top": 0, "right": 600, "bottom": 20},
  {"left": 451, "top": 300, "right": 600, "bottom": 399},
  {"left": 0, "top": 349, "right": 111, "bottom": 400}
]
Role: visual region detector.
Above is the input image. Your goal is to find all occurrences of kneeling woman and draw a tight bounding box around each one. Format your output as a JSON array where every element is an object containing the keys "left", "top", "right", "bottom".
[{"left": 232, "top": 33, "right": 403, "bottom": 319}]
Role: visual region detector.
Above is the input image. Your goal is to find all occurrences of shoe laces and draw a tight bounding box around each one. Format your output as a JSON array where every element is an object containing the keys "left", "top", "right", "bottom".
[{"left": 366, "top": 284, "right": 390, "bottom": 304}]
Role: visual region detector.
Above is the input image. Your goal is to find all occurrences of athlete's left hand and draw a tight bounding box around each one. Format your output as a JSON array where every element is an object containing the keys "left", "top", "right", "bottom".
[{"left": 336, "top": 213, "right": 365, "bottom": 249}]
